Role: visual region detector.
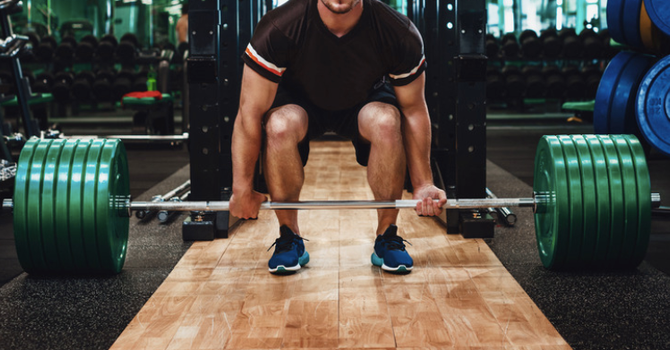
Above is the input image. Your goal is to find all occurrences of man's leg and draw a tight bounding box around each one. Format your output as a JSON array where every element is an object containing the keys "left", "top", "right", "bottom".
[
  {"left": 263, "top": 104, "right": 309, "bottom": 234},
  {"left": 357, "top": 102, "right": 406, "bottom": 235}
]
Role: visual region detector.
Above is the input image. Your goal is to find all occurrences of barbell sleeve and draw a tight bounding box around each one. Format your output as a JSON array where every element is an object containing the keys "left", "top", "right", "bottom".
[{"left": 135, "top": 180, "right": 191, "bottom": 219}]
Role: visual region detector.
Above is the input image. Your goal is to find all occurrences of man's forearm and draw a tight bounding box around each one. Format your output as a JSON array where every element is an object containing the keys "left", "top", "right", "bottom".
[
  {"left": 231, "top": 115, "right": 263, "bottom": 194},
  {"left": 402, "top": 106, "right": 434, "bottom": 189}
]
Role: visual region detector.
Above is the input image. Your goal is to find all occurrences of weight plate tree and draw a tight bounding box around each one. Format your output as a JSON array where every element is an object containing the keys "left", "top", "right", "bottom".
[
  {"left": 5, "top": 135, "right": 659, "bottom": 274},
  {"left": 636, "top": 54, "right": 670, "bottom": 157},
  {"left": 607, "top": 0, "right": 644, "bottom": 48}
]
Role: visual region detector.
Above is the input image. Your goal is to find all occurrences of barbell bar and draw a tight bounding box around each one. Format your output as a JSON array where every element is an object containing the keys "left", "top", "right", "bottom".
[
  {"left": 2, "top": 195, "right": 662, "bottom": 213},
  {"left": 4, "top": 134, "right": 662, "bottom": 274}
]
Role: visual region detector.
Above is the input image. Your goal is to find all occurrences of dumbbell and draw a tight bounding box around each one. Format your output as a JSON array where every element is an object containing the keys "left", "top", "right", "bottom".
[
  {"left": 34, "top": 35, "right": 56, "bottom": 62},
  {"left": 20, "top": 32, "right": 40, "bottom": 63},
  {"left": 92, "top": 70, "right": 115, "bottom": 102},
  {"left": 111, "top": 69, "right": 134, "bottom": 101},
  {"left": 500, "top": 33, "right": 520, "bottom": 59},
  {"left": 540, "top": 28, "right": 562, "bottom": 59},
  {"left": 582, "top": 65, "right": 603, "bottom": 99},
  {"left": 51, "top": 71, "right": 75, "bottom": 102},
  {"left": 116, "top": 33, "right": 139, "bottom": 63},
  {"left": 75, "top": 34, "right": 98, "bottom": 62},
  {"left": 485, "top": 34, "right": 499, "bottom": 59},
  {"left": 563, "top": 66, "right": 586, "bottom": 98},
  {"left": 559, "top": 28, "right": 583, "bottom": 58},
  {"left": 521, "top": 66, "right": 546, "bottom": 98},
  {"left": 579, "top": 28, "right": 604, "bottom": 59},
  {"left": 501, "top": 65, "right": 526, "bottom": 98},
  {"left": 519, "top": 29, "right": 542, "bottom": 59},
  {"left": 97, "top": 34, "right": 118, "bottom": 62},
  {"left": 486, "top": 65, "right": 504, "bottom": 99},
  {"left": 32, "top": 72, "right": 54, "bottom": 93},
  {"left": 55, "top": 36, "right": 77, "bottom": 64},
  {"left": 543, "top": 65, "right": 566, "bottom": 98},
  {"left": 71, "top": 71, "right": 96, "bottom": 101}
]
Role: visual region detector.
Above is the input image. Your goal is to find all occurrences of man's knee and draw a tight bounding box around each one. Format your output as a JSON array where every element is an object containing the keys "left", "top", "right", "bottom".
[
  {"left": 264, "top": 104, "right": 308, "bottom": 145},
  {"left": 359, "top": 102, "right": 402, "bottom": 142}
]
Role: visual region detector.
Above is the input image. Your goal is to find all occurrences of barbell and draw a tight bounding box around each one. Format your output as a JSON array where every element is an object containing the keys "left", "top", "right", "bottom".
[{"left": 1, "top": 134, "right": 661, "bottom": 274}]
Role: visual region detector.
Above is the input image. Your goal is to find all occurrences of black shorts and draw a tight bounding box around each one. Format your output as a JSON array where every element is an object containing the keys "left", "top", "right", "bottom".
[{"left": 269, "top": 81, "right": 398, "bottom": 166}]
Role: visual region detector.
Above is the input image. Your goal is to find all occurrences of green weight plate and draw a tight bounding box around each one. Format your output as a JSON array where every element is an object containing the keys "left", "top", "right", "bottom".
[
  {"left": 69, "top": 140, "right": 92, "bottom": 270},
  {"left": 40, "top": 139, "right": 66, "bottom": 271},
  {"left": 597, "top": 135, "right": 626, "bottom": 266},
  {"left": 26, "top": 139, "right": 53, "bottom": 272},
  {"left": 584, "top": 136, "right": 612, "bottom": 267},
  {"left": 556, "top": 136, "right": 584, "bottom": 268},
  {"left": 570, "top": 135, "right": 598, "bottom": 267},
  {"left": 623, "top": 135, "right": 652, "bottom": 266},
  {"left": 533, "top": 136, "right": 571, "bottom": 269},
  {"left": 54, "top": 140, "right": 78, "bottom": 271},
  {"left": 96, "top": 139, "right": 130, "bottom": 273},
  {"left": 13, "top": 140, "right": 39, "bottom": 272},
  {"left": 82, "top": 139, "right": 105, "bottom": 271},
  {"left": 610, "top": 135, "right": 639, "bottom": 267}
]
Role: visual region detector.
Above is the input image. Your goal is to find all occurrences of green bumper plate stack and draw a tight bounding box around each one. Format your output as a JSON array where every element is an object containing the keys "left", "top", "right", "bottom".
[
  {"left": 13, "top": 138, "right": 130, "bottom": 274},
  {"left": 533, "top": 134, "right": 652, "bottom": 270}
]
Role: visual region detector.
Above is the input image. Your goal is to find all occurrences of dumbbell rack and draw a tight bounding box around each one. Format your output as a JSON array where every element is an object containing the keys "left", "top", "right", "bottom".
[{"left": 0, "top": 0, "right": 39, "bottom": 144}]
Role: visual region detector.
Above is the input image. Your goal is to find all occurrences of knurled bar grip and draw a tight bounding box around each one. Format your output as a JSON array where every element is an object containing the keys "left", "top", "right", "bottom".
[{"left": 128, "top": 197, "right": 556, "bottom": 212}]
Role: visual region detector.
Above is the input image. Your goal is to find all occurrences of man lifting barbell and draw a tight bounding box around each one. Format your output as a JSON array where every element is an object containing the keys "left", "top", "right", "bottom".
[{"left": 229, "top": 0, "right": 447, "bottom": 274}]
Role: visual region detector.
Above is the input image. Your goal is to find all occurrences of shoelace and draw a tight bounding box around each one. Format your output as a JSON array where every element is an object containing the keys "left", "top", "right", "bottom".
[
  {"left": 381, "top": 235, "right": 412, "bottom": 251},
  {"left": 267, "top": 235, "right": 309, "bottom": 253}
]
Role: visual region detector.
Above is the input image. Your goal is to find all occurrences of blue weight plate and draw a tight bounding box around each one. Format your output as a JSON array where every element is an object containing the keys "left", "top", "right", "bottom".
[
  {"left": 644, "top": 0, "right": 670, "bottom": 37},
  {"left": 623, "top": 0, "right": 644, "bottom": 48},
  {"left": 607, "top": 0, "right": 626, "bottom": 45},
  {"left": 594, "top": 52, "right": 628, "bottom": 133},
  {"left": 594, "top": 51, "right": 654, "bottom": 134},
  {"left": 636, "top": 55, "right": 670, "bottom": 157}
]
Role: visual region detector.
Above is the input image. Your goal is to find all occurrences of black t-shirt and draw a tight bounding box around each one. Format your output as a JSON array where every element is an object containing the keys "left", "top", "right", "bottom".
[{"left": 242, "top": 0, "right": 426, "bottom": 111}]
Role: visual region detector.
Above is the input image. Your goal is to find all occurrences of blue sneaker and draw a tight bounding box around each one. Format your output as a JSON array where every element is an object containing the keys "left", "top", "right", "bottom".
[
  {"left": 268, "top": 225, "right": 309, "bottom": 274},
  {"left": 371, "top": 224, "right": 413, "bottom": 273}
]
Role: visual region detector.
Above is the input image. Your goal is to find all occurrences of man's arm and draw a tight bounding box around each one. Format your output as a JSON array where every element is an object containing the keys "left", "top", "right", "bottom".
[
  {"left": 230, "top": 64, "right": 279, "bottom": 219},
  {"left": 393, "top": 72, "right": 447, "bottom": 216}
]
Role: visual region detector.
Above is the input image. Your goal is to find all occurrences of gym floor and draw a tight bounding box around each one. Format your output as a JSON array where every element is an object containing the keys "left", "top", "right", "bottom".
[{"left": 0, "top": 112, "right": 669, "bottom": 349}]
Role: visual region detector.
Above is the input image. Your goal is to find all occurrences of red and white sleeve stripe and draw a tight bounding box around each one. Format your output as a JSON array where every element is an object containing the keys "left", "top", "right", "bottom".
[{"left": 245, "top": 44, "right": 287, "bottom": 78}]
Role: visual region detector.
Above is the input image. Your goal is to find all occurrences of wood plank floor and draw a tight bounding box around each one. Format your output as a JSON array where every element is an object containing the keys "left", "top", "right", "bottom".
[{"left": 111, "top": 141, "right": 571, "bottom": 350}]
